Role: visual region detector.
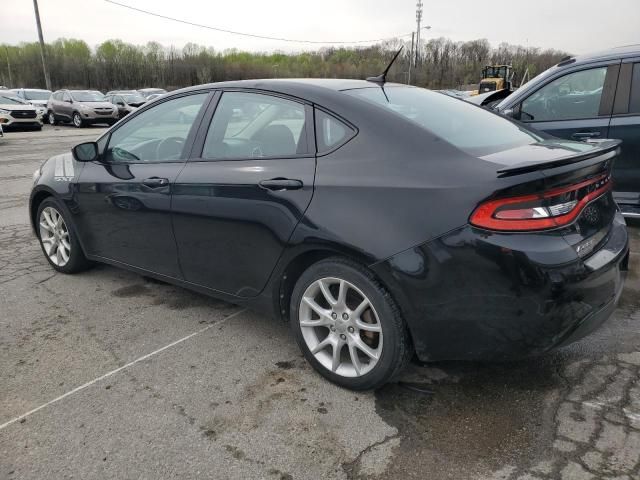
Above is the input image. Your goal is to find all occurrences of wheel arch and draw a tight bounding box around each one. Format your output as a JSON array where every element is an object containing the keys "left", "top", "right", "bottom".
[
  {"left": 274, "top": 246, "right": 410, "bottom": 329},
  {"left": 30, "top": 189, "right": 54, "bottom": 234}
]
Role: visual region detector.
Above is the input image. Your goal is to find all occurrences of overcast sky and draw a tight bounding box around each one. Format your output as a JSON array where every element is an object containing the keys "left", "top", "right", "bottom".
[{"left": 2, "top": 0, "right": 639, "bottom": 55}]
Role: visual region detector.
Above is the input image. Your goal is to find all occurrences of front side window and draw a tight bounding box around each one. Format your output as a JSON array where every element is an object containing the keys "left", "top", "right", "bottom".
[
  {"left": 105, "top": 93, "right": 208, "bottom": 163},
  {"left": 202, "top": 92, "right": 308, "bottom": 159},
  {"left": 521, "top": 67, "right": 608, "bottom": 122},
  {"left": 62, "top": 92, "right": 71, "bottom": 102}
]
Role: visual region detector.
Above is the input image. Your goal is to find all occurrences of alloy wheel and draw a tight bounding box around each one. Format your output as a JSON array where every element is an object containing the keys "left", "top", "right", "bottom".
[
  {"left": 299, "top": 277, "right": 383, "bottom": 378},
  {"left": 73, "top": 113, "right": 82, "bottom": 127},
  {"left": 39, "top": 206, "right": 71, "bottom": 267},
  {"left": 48, "top": 113, "right": 55, "bottom": 125}
]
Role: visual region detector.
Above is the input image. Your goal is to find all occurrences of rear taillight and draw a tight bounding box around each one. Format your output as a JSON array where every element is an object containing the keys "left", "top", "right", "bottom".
[{"left": 470, "top": 174, "right": 611, "bottom": 231}]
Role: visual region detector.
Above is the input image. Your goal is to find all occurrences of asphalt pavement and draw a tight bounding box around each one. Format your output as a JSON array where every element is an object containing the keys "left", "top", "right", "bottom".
[{"left": 1, "top": 125, "right": 639, "bottom": 479}]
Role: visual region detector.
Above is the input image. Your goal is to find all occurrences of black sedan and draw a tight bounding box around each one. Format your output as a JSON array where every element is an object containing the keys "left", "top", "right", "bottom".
[{"left": 30, "top": 79, "right": 628, "bottom": 390}]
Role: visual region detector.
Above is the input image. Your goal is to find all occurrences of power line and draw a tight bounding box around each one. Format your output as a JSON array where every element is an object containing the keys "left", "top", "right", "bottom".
[{"left": 103, "top": 0, "right": 411, "bottom": 45}]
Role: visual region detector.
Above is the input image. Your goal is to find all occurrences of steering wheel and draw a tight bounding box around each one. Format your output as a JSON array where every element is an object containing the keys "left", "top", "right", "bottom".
[{"left": 155, "top": 136, "right": 185, "bottom": 161}]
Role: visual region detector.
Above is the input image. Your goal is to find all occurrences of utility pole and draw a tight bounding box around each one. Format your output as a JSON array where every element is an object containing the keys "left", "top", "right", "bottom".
[
  {"left": 5, "top": 47, "right": 12, "bottom": 88},
  {"left": 415, "top": 0, "right": 423, "bottom": 67},
  {"left": 32, "top": 0, "right": 52, "bottom": 90},
  {"left": 408, "top": 31, "right": 415, "bottom": 84}
]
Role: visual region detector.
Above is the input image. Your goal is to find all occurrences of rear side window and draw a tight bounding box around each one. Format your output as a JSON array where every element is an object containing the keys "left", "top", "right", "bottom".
[
  {"left": 315, "top": 110, "right": 354, "bottom": 153},
  {"left": 345, "top": 86, "right": 543, "bottom": 156},
  {"left": 630, "top": 63, "right": 640, "bottom": 114},
  {"left": 203, "top": 92, "right": 309, "bottom": 159}
]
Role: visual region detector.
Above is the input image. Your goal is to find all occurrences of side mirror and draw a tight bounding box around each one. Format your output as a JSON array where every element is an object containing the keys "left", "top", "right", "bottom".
[
  {"left": 502, "top": 108, "right": 514, "bottom": 117},
  {"left": 117, "top": 102, "right": 125, "bottom": 106},
  {"left": 72, "top": 141, "right": 99, "bottom": 162}
]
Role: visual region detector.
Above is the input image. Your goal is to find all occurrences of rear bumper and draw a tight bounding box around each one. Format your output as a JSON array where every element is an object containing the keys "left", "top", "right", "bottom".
[{"left": 372, "top": 214, "right": 629, "bottom": 362}]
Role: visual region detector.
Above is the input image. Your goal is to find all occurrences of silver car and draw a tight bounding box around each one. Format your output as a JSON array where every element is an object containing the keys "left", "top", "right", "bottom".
[{"left": 48, "top": 90, "right": 118, "bottom": 128}]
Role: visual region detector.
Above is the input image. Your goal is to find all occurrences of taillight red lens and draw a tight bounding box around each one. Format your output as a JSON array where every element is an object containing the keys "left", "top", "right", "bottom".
[{"left": 470, "top": 174, "right": 611, "bottom": 231}]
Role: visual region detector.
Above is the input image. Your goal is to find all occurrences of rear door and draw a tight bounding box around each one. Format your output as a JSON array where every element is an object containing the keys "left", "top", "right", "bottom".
[
  {"left": 518, "top": 62, "right": 620, "bottom": 141},
  {"left": 608, "top": 58, "right": 640, "bottom": 207},
  {"left": 172, "top": 90, "right": 316, "bottom": 297}
]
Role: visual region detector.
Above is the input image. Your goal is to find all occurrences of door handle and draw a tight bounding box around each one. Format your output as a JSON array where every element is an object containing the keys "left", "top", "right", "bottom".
[
  {"left": 142, "top": 177, "right": 169, "bottom": 188},
  {"left": 259, "top": 178, "right": 303, "bottom": 191},
  {"left": 571, "top": 131, "right": 601, "bottom": 140}
]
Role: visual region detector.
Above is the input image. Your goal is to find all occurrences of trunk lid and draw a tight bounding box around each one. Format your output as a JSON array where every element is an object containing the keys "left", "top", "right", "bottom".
[{"left": 472, "top": 138, "right": 622, "bottom": 260}]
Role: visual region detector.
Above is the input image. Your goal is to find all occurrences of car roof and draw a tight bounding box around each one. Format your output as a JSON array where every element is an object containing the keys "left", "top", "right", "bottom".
[
  {"left": 561, "top": 44, "right": 640, "bottom": 67},
  {"left": 177, "top": 78, "right": 402, "bottom": 95}
]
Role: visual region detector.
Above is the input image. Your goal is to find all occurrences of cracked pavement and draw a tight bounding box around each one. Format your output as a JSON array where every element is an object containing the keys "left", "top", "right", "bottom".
[{"left": 1, "top": 126, "right": 639, "bottom": 479}]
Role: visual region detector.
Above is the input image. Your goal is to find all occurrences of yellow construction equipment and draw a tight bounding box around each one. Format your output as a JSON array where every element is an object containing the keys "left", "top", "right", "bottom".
[{"left": 477, "top": 65, "right": 513, "bottom": 94}]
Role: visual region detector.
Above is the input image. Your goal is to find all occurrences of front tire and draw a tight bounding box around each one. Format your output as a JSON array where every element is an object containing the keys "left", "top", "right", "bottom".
[
  {"left": 48, "top": 112, "right": 58, "bottom": 126},
  {"left": 36, "top": 198, "right": 91, "bottom": 274},
  {"left": 290, "top": 258, "right": 413, "bottom": 390},
  {"left": 72, "top": 112, "right": 84, "bottom": 128}
]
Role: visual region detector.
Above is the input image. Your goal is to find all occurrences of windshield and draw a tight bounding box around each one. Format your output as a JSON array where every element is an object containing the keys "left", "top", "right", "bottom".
[
  {"left": 141, "top": 89, "right": 166, "bottom": 97},
  {"left": 0, "top": 95, "right": 27, "bottom": 105},
  {"left": 483, "top": 66, "right": 507, "bottom": 78},
  {"left": 24, "top": 90, "right": 51, "bottom": 101},
  {"left": 122, "top": 94, "right": 146, "bottom": 104},
  {"left": 345, "top": 86, "right": 543, "bottom": 156},
  {"left": 70, "top": 91, "right": 105, "bottom": 102}
]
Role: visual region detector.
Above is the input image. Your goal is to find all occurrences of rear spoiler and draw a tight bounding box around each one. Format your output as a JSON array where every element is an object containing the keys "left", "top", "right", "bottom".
[{"left": 496, "top": 140, "right": 621, "bottom": 177}]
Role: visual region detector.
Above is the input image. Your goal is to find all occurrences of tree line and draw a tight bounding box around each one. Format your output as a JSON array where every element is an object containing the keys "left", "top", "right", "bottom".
[{"left": 0, "top": 37, "right": 568, "bottom": 92}]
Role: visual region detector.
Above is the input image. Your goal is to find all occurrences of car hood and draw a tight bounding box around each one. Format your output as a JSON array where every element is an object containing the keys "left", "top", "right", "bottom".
[
  {"left": 479, "top": 138, "right": 621, "bottom": 175},
  {"left": 28, "top": 100, "right": 48, "bottom": 107},
  {"left": 0, "top": 103, "right": 36, "bottom": 111}
]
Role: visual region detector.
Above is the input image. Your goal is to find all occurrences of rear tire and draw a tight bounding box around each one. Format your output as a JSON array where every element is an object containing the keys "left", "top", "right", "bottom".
[
  {"left": 36, "top": 198, "right": 91, "bottom": 274},
  {"left": 290, "top": 257, "right": 413, "bottom": 390}
]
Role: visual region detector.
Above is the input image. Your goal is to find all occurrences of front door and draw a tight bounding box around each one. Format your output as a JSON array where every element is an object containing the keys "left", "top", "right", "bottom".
[
  {"left": 172, "top": 91, "right": 316, "bottom": 297},
  {"left": 61, "top": 92, "right": 73, "bottom": 121},
  {"left": 73, "top": 91, "right": 211, "bottom": 278},
  {"left": 518, "top": 64, "right": 619, "bottom": 141}
]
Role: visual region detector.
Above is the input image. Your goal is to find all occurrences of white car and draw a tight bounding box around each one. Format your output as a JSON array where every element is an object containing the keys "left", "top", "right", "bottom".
[
  {"left": 10, "top": 88, "right": 50, "bottom": 118},
  {"left": 0, "top": 94, "right": 43, "bottom": 130}
]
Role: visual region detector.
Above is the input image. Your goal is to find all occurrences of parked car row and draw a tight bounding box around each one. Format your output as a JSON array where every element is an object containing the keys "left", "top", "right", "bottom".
[{"left": 0, "top": 87, "right": 167, "bottom": 130}]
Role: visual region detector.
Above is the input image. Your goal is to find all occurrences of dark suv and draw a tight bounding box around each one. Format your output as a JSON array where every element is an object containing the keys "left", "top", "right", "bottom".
[{"left": 496, "top": 45, "right": 640, "bottom": 215}]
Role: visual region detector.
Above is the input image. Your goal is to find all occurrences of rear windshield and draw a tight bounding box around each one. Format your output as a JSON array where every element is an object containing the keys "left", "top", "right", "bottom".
[{"left": 344, "top": 86, "right": 543, "bottom": 156}]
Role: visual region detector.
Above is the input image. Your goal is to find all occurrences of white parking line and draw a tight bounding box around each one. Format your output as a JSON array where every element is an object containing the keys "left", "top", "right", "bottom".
[
  {"left": 582, "top": 400, "right": 640, "bottom": 423},
  {"left": 0, "top": 309, "right": 246, "bottom": 432}
]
